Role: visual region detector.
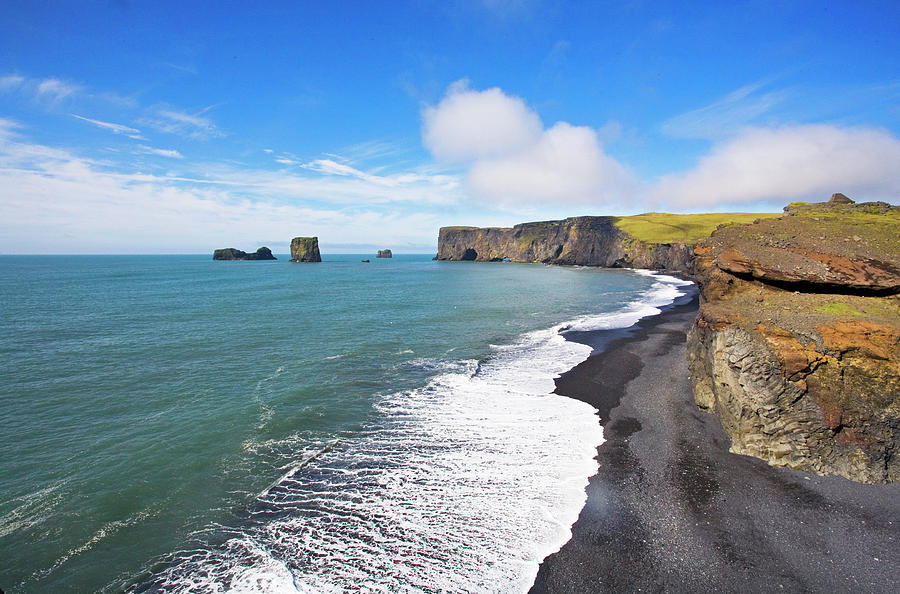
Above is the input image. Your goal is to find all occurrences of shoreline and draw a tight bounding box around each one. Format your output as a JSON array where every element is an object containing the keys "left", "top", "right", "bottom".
[{"left": 532, "top": 290, "right": 900, "bottom": 592}]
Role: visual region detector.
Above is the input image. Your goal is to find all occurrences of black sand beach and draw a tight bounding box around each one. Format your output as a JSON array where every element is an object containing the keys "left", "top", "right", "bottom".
[{"left": 532, "top": 291, "right": 900, "bottom": 593}]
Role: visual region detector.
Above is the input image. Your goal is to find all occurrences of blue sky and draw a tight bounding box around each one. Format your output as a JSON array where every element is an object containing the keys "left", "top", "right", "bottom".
[{"left": 1, "top": 0, "right": 898, "bottom": 253}]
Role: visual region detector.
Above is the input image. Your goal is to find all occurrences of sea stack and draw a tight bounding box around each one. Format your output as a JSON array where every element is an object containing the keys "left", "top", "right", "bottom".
[
  {"left": 291, "top": 237, "right": 322, "bottom": 262},
  {"left": 376, "top": 249, "right": 392, "bottom": 258},
  {"left": 213, "top": 247, "right": 276, "bottom": 260}
]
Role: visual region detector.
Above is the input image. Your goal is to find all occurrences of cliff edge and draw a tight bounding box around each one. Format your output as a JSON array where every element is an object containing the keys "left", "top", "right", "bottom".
[
  {"left": 436, "top": 216, "right": 693, "bottom": 273},
  {"left": 687, "top": 194, "right": 900, "bottom": 483}
]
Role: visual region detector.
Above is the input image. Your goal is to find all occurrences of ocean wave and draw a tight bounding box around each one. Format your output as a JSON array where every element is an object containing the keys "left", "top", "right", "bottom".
[
  {"left": 563, "top": 270, "right": 692, "bottom": 333},
  {"left": 136, "top": 269, "right": 692, "bottom": 593}
]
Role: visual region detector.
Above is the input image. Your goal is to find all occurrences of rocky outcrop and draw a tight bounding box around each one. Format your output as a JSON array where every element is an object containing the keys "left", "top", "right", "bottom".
[
  {"left": 436, "top": 217, "right": 693, "bottom": 273},
  {"left": 377, "top": 249, "right": 392, "bottom": 258},
  {"left": 290, "top": 237, "right": 321, "bottom": 262},
  {"left": 688, "top": 195, "right": 900, "bottom": 483},
  {"left": 213, "top": 247, "right": 276, "bottom": 260}
]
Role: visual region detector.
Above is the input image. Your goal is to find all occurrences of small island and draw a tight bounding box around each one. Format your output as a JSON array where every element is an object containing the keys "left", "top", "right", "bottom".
[
  {"left": 212, "top": 247, "right": 276, "bottom": 260},
  {"left": 291, "top": 236, "right": 322, "bottom": 262},
  {"left": 377, "top": 249, "right": 392, "bottom": 258}
]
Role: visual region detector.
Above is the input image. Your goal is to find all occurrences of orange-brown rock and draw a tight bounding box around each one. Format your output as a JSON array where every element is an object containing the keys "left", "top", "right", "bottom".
[{"left": 688, "top": 195, "right": 900, "bottom": 483}]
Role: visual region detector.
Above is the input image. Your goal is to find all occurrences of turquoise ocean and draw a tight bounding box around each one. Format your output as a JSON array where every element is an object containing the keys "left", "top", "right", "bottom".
[{"left": 0, "top": 254, "right": 691, "bottom": 592}]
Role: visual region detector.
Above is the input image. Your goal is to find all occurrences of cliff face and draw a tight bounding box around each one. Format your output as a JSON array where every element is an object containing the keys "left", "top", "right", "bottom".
[
  {"left": 436, "top": 216, "right": 693, "bottom": 273},
  {"left": 687, "top": 195, "right": 900, "bottom": 483},
  {"left": 213, "top": 247, "right": 276, "bottom": 260},
  {"left": 290, "top": 237, "right": 322, "bottom": 262}
]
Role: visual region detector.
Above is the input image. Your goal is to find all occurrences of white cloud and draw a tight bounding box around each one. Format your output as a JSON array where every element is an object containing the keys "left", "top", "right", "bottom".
[
  {"left": 422, "top": 81, "right": 542, "bottom": 162},
  {"left": 422, "top": 82, "right": 635, "bottom": 206},
  {"left": 275, "top": 157, "right": 297, "bottom": 165},
  {"left": 140, "top": 107, "right": 223, "bottom": 139},
  {"left": 467, "top": 122, "right": 636, "bottom": 205},
  {"left": 136, "top": 145, "right": 183, "bottom": 159},
  {"left": 35, "top": 78, "right": 81, "bottom": 101},
  {"left": 661, "top": 81, "right": 787, "bottom": 140},
  {"left": 72, "top": 114, "right": 142, "bottom": 136},
  {"left": 650, "top": 124, "right": 900, "bottom": 207}
]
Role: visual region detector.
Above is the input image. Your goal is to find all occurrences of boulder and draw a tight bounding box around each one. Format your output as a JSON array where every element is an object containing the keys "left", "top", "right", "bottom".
[
  {"left": 290, "top": 237, "right": 322, "bottom": 262},
  {"left": 830, "top": 192, "right": 854, "bottom": 204}
]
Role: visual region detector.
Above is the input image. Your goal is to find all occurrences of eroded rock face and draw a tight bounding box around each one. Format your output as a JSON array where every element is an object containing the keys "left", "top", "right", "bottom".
[
  {"left": 290, "top": 237, "right": 322, "bottom": 262},
  {"left": 688, "top": 196, "right": 900, "bottom": 483},
  {"left": 213, "top": 247, "right": 276, "bottom": 260},
  {"left": 436, "top": 217, "right": 693, "bottom": 273},
  {"left": 376, "top": 249, "right": 392, "bottom": 258}
]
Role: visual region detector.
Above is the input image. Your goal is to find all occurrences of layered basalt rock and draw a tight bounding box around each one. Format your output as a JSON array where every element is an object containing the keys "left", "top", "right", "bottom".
[
  {"left": 436, "top": 217, "right": 693, "bottom": 273},
  {"left": 688, "top": 195, "right": 900, "bottom": 483},
  {"left": 213, "top": 247, "right": 276, "bottom": 260},
  {"left": 290, "top": 237, "right": 322, "bottom": 262}
]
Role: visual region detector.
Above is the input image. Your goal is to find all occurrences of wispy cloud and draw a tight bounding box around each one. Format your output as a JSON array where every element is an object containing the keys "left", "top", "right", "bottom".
[
  {"left": 0, "top": 126, "right": 461, "bottom": 253},
  {"left": 139, "top": 106, "right": 224, "bottom": 139},
  {"left": 136, "top": 145, "right": 183, "bottom": 159},
  {"left": 35, "top": 78, "right": 82, "bottom": 102},
  {"left": 339, "top": 139, "right": 413, "bottom": 165},
  {"left": 71, "top": 114, "right": 143, "bottom": 138},
  {"left": 0, "top": 73, "right": 83, "bottom": 103},
  {"left": 661, "top": 81, "right": 787, "bottom": 139},
  {"left": 0, "top": 74, "right": 25, "bottom": 92}
]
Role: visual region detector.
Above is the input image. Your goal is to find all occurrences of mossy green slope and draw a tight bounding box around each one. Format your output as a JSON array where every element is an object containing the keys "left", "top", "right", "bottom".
[{"left": 613, "top": 212, "right": 780, "bottom": 245}]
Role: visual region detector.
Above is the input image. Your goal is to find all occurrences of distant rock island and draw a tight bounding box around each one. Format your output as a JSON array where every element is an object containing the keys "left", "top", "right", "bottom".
[
  {"left": 688, "top": 193, "right": 899, "bottom": 483},
  {"left": 376, "top": 249, "right": 392, "bottom": 258},
  {"left": 213, "top": 247, "right": 276, "bottom": 261},
  {"left": 291, "top": 236, "right": 321, "bottom": 262}
]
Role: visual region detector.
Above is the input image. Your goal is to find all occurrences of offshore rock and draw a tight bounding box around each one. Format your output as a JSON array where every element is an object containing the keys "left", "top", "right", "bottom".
[
  {"left": 436, "top": 217, "right": 693, "bottom": 273},
  {"left": 376, "top": 249, "right": 392, "bottom": 258},
  {"left": 688, "top": 195, "right": 900, "bottom": 483},
  {"left": 290, "top": 237, "right": 322, "bottom": 262},
  {"left": 213, "top": 247, "right": 276, "bottom": 260}
]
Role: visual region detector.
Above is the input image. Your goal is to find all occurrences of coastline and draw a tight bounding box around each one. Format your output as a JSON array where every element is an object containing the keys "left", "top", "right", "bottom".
[{"left": 532, "top": 290, "right": 900, "bottom": 592}]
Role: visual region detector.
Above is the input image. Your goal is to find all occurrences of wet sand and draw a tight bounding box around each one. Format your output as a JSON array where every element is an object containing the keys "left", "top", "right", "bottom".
[{"left": 531, "top": 292, "right": 900, "bottom": 593}]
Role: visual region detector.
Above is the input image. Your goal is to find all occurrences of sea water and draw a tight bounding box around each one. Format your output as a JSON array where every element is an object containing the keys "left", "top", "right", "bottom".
[{"left": 0, "top": 254, "right": 690, "bottom": 592}]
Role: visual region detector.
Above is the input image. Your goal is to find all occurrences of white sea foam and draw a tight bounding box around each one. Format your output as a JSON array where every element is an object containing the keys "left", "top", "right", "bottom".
[
  {"left": 140, "top": 271, "right": 693, "bottom": 593},
  {"left": 565, "top": 270, "right": 692, "bottom": 332}
]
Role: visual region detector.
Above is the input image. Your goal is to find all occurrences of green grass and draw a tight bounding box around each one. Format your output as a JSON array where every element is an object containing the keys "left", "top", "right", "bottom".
[
  {"left": 614, "top": 212, "right": 780, "bottom": 244},
  {"left": 815, "top": 303, "right": 865, "bottom": 317}
]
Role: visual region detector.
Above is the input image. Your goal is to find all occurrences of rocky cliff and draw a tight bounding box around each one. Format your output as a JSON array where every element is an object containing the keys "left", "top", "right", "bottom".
[
  {"left": 213, "top": 247, "right": 276, "bottom": 260},
  {"left": 377, "top": 249, "right": 392, "bottom": 258},
  {"left": 436, "top": 216, "right": 694, "bottom": 273},
  {"left": 290, "top": 237, "right": 321, "bottom": 262},
  {"left": 687, "top": 194, "right": 900, "bottom": 483}
]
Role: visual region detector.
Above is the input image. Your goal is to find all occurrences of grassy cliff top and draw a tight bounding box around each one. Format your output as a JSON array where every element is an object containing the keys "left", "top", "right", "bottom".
[{"left": 614, "top": 212, "right": 780, "bottom": 244}]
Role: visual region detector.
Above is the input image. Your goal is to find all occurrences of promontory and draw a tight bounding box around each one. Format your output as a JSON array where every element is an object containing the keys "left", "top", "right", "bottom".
[{"left": 437, "top": 196, "right": 899, "bottom": 484}]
